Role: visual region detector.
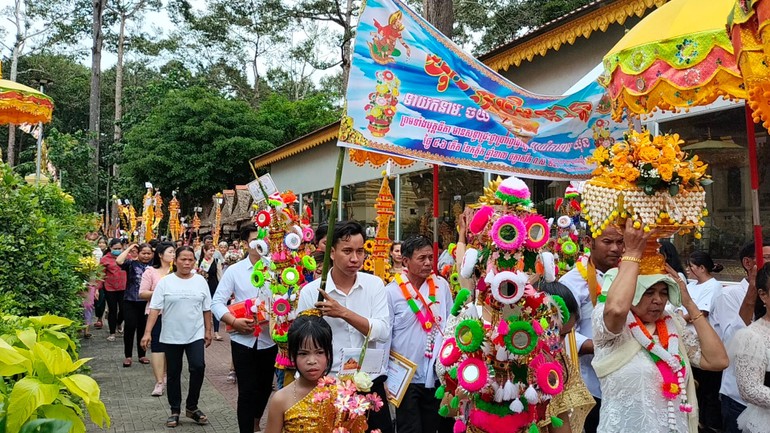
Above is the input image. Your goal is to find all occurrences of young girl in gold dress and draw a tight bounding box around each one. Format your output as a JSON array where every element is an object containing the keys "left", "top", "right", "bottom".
[{"left": 265, "top": 310, "right": 337, "bottom": 433}]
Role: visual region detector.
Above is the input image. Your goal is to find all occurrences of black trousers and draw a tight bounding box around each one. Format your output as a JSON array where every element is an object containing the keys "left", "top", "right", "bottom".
[
  {"left": 694, "top": 367, "right": 723, "bottom": 432},
  {"left": 94, "top": 287, "right": 106, "bottom": 319},
  {"left": 584, "top": 396, "right": 601, "bottom": 433},
  {"left": 396, "top": 382, "right": 453, "bottom": 433},
  {"left": 104, "top": 290, "right": 124, "bottom": 334},
  {"left": 366, "top": 375, "right": 394, "bottom": 433},
  {"left": 721, "top": 394, "right": 747, "bottom": 433},
  {"left": 165, "top": 339, "right": 205, "bottom": 414},
  {"left": 122, "top": 300, "right": 147, "bottom": 358},
  {"left": 231, "top": 341, "right": 277, "bottom": 433}
]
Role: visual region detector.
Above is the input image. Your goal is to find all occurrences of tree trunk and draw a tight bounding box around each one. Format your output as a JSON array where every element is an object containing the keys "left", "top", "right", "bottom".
[
  {"left": 423, "top": 0, "right": 453, "bottom": 38},
  {"left": 90, "top": 0, "right": 106, "bottom": 211},
  {"left": 114, "top": 13, "right": 126, "bottom": 146},
  {"left": 6, "top": 0, "right": 24, "bottom": 166},
  {"left": 340, "top": 0, "right": 355, "bottom": 90}
]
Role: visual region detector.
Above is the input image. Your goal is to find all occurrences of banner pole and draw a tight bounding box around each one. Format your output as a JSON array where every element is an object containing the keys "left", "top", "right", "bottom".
[
  {"left": 318, "top": 147, "right": 346, "bottom": 301},
  {"left": 433, "top": 164, "right": 439, "bottom": 272}
]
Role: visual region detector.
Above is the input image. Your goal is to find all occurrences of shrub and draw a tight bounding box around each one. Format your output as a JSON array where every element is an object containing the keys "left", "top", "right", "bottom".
[
  {"left": 0, "top": 163, "right": 97, "bottom": 323},
  {"left": 0, "top": 314, "right": 109, "bottom": 432}
]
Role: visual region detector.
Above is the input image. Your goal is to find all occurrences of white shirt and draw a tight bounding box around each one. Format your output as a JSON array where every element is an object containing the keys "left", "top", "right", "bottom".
[
  {"left": 718, "top": 279, "right": 751, "bottom": 405},
  {"left": 560, "top": 263, "right": 603, "bottom": 398},
  {"left": 386, "top": 274, "right": 453, "bottom": 386},
  {"left": 149, "top": 273, "right": 212, "bottom": 344},
  {"left": 298, "top": 271, "right": 391, "bottom": 376},
  {"left": 592, "top": 303, "right": 702, "bottom": 432},
  {"left": 687, "top": 277, "right": 722, "bottom": 314},
  {"left": 211, "top": 256, "right": 275, "bottom": 350}
]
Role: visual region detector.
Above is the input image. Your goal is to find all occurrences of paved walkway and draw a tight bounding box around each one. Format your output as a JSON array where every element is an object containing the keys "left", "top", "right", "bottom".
[{"left": 83, "top": 324, "right": 271, "bottom": 433}]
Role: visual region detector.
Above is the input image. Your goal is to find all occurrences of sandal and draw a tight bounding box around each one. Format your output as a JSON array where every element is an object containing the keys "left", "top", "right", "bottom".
[
  {"left": 138, "top": 357, "right": 150, "bottom": 364},
  {"left": 123, "top": 359, "right": 132, "bottom": 368},
  {"left": 166, "top": 414, "right": 179, "bottom": 427},
  {"left": 185, "top": 408, "right": 208, "bottom": 425}
]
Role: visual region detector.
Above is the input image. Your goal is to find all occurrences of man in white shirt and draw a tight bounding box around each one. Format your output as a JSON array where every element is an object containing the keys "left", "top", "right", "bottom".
[
  {"left": 715, "top": 241, "right": 770, "bottom": 433},
  {"left": 559, "top": 226, "right": 623, "bottom": 433},
  {"left": 386, "top": 235, "right": 453, "bottom": 433},
  {"left": 211, "top": 223, "right": 276, "bottom": 433},
  {"left": 298, "top": 221, "right": 393, "bottom": 433}
]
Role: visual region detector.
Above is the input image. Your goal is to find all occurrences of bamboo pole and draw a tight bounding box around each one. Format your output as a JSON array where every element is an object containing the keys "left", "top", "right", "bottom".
[{"left": 318, "top": 147, "right": 347, "bottom": 301}]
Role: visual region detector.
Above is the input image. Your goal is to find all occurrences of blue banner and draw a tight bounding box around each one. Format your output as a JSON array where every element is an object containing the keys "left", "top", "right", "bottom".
[{"left": 337, "top": 0, "right": 625, "bottom": 179}]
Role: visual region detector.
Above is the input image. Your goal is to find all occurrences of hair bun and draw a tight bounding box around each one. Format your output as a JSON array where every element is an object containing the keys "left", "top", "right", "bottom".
[{"left": 712, "top": 263, "right": 724, "bottom": 273}]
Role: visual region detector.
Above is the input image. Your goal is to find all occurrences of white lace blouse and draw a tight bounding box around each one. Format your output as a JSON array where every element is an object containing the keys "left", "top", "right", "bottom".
[
  {"left": 592, "top": 303, "right": 702, "bottom": 433},
  {"left": 731, "top": 318, "right": 770, "bottom": 433}
]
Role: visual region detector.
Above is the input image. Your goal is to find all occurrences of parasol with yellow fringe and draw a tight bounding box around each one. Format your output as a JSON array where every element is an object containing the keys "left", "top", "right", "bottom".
[{"left": 0, "top": 66, "right": 54, "bottom": 126}]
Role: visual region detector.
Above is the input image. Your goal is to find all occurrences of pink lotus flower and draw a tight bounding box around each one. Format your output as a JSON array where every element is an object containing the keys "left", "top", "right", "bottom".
[{"left": 332, "top": 428, "right": 350, "bottom": 433}]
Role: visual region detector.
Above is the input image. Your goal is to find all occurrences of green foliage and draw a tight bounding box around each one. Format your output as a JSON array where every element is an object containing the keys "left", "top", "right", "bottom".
[
  {"left": 0, "top": 315, "right": 109, "bottom": 433},
  {"left": 45, "top": 130, "right": 97, "bottom": 213},
  {"left": 0, "top": 163, "right": 95, "bottom": 323},
  {"left": 120, "top": 87, "right": 281, "bottom": 208},
  {"left": 453, "top": 0, "right": 595, "bottom": 54},
  {"left": 255, "top": 93, "right": 341, "bottom": 143}
]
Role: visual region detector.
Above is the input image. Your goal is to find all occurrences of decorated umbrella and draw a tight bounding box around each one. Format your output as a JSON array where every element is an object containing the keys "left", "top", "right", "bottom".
[
  {"left": 0, "top": 79, "right": 53, "bottom": 125},
  {"left": 599, "top": 0, "right": 767, "bottom": 264}
]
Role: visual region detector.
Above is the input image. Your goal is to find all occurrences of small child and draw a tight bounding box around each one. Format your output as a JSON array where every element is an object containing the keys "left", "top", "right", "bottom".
[{"left": 264, "top": 310, "right": 335, "bottom": 433}]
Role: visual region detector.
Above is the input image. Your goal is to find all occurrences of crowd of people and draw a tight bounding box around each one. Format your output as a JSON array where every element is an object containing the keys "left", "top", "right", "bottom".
[{"left": 82, "top": 216, "right": 770, "bottom": 433}]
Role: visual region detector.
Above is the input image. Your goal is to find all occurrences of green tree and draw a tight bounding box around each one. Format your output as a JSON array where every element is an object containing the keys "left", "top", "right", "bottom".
[
  {"left": 46, "top": 129, "right": 98, "bottom": 213},
  {"left": 256, "top": 93, "right": 341, "bottom": 143},
  {"left": 454, "top": 0, "right": 594, "bottom": 54},
  {"left": 119, "top": 87, "right": 281, "bottom": 208},
  {"left": 0, "top": 163, "right": 95, "bottom": 323}
]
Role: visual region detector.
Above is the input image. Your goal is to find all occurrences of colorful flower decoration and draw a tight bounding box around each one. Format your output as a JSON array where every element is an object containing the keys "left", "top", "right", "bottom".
[
  {"left": 281, "top": 267, "right": 300, "bottom": 285},
  {"left": 504, "top": 321, "right": 538, "bottom": 355},
  {"left": 302, "top": 255, "right": 318, "bottom": 271},
  {"left": 556, "top": 215, "right": 572, "bottom": 229},
  {"left": 302, "top": 227, "right": 315, "bottom": 242},
  {"left": 272, "top": 284, "right": 288, "bottom": 295},
  {"left": 457, "top": 358, "right": 488, "bottom": 392},
  {"left": 284, "top": 232, "right": 302, "bottom": 250},
  {"left": 256, "top": 210, "right": 271, "bottom": 227},
  {"left": 455, "top": 319, "right": 484, "bottom": 353},
  {"left": 560, "top": 240, "right": 578, "bottom": 256},
  {"left": 439, "top": 338, "right": 462, "bottom": 367},
  {"left": 364, "top": 239, "right": 375, "bottom": 252},
  {"left": 495, "top": 176, "right": 532, "bottom": 206},
  {"left": 251, "top": 270, "right": 265, "bottom": 288},
  {"left": 524, "top": 214, "right": 549, "bottom": 249},
  {"left": 490, "top": 215, "right": 526, "bottom": 251},
  {"left": 470, "top": 205, "right": 494, "bottom": 234},
  {"left": 273, "top": 298, "right": 291, "bottom": 317},
  {"left": 254, "top": 239, "right": 269, "bottom": 256},
  {"left": 551, "top": 295, "right": 570, "bottom": 323},
  {"left": 535, "top": 361, "right": 565, "bottom": 395},
  {"left": 490, "top": 271, "right": 526, "bottom": 305}
]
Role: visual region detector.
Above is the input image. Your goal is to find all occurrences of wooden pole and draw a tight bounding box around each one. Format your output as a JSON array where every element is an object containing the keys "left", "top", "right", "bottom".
[
  {"left": 318, "top": 147, "right": 347, "bottom": 301},
  {"left": 433, "top": 164, "right": 439, "bottom": 272},
  {"left": 746, "top": 106, "right": 764, "bottom": 267}
]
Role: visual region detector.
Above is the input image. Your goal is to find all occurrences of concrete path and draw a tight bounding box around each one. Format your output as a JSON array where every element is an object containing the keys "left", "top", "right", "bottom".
[{"left": 83, "top": 324, "right": 271, "bottom": 433}]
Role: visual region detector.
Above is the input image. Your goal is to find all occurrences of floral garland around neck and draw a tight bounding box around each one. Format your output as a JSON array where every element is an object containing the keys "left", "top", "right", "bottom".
[
  {"left": 395, "top": 272, "right": 440, "bottom": 358},
  {"left": 627, "top": 311, "right": 692, "bottom": 431},
  {"left": 576, "top": 259, "right": 603, "bottom": 304}
]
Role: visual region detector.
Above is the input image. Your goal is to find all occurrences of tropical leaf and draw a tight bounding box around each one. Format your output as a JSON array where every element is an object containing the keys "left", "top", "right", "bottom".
[
  {"left": 41, "top": 404, "right": 86, "bottom": 433},
  {"left": 33, "top": 343, "right": 75, "bottom": 376},
  {"left": 18, "top": 418, "right": 72, "bottom": 433},
  {"left": 28, "top": 316, "right": 74, "bottom": 328},
  {"left": 6, "top": 377, "right": 60, "bottom": 432},
  {"left": 17, "top": 329, "right": 37, "bottom": 350}
]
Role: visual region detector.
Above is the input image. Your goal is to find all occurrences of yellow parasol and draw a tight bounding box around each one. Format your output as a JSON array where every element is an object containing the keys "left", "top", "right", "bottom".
[
  {"left": 728, "top": 0, "right": 770, "bottom": 128},
  {"left": 601, "top": 0, "right": 744, "bottom": 121},
  {"left": 600, "top": 0, "right": 768, "bottom": 266},
  {"left": 0, "top": 76, "right": 54, "bottom": 125}
]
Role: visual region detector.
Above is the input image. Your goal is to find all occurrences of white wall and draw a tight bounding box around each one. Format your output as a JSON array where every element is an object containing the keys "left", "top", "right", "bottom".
[
  {"left": 499, "top": 17, "right": 642, "bottom": 95},
  {"left": 268, "top": 142, "right": 433, "bottom": 194}
]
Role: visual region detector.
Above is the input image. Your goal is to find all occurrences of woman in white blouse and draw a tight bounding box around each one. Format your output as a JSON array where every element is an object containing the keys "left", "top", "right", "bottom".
[
  {"left": 732, "top": 263, "right": 770, "bottom": 433},
  {"left": 685, "top": 251, "right": 725, "bottom": 432},
  {"left": 593, "top": 221, "right": 728, "bottom": 433}
]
